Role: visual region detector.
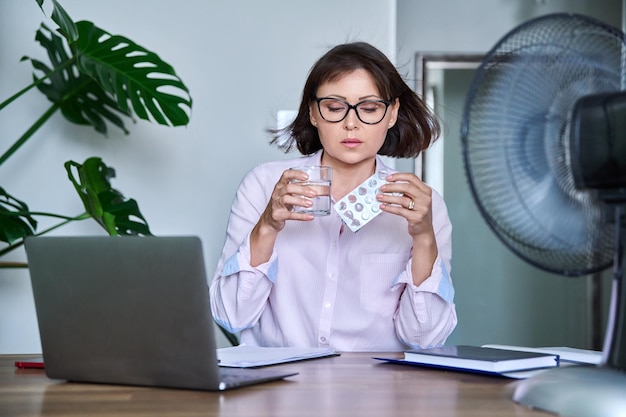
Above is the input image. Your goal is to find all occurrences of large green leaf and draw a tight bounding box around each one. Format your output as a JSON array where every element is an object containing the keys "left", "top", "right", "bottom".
[
  {"left": 0, "top": 187, "right": 37, "bottom": 245},
  {"left": 36, "top": 0, "right": 78, "bottom": 42},
  {"left": 26, "top": 24, "right": 131, "bottom": 134},
  {"left": 25, "top": 18, "right": 193, "bottom": 135},
  {"left": 65, "top": 158, "right": 152, "bottom": 236},
  {"left": 72, "top": 21, "right": 192, "bottom": 127}
]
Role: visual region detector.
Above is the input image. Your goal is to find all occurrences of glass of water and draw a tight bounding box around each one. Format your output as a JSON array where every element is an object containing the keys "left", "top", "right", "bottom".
[{"left": 290, "top": 166, "right": 332, "bottom": 216}]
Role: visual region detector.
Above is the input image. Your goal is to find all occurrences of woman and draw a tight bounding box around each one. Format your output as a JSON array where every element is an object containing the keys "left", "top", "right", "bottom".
[{"left": 210, "top": 42, "right": 456, "bottom": 351}]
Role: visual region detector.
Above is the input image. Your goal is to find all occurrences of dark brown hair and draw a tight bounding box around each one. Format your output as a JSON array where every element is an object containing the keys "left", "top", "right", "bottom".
[{"left": 270, "top": 42, "right": 440, "bottom": 158}]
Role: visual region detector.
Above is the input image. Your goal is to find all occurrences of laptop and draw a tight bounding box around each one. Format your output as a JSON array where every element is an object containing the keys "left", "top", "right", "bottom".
[{"left": 24, "top": 235, "right": 298, "bottom": 390}]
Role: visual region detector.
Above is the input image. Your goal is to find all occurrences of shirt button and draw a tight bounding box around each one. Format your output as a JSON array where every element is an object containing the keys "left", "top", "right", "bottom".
[
  {"left": 320, "top": 336, "right": 327, "bottom": 343},
  {"left": 324, "top": 302, "right": 331, "bottom": 308}
]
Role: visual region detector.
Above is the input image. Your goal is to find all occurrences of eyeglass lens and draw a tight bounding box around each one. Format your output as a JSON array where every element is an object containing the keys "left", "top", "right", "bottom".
[{"left": 317, "top": 98, "right": 388, "bottom": 124}]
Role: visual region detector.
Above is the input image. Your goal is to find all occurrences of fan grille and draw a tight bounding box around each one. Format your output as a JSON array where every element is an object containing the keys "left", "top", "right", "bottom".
[{"left": 462, "top": 13, "right": 625, "bottom": 276}]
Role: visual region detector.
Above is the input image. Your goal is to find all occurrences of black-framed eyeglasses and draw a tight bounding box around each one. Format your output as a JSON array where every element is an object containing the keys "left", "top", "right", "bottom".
[{"left": 315, "top": 97, "right": 392, "bottom": 125}]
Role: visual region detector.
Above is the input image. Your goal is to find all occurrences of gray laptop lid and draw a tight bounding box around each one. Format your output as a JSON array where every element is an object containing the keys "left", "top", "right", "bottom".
[{"left": 24, "top": 235, "right": 296, "bottom": 390}]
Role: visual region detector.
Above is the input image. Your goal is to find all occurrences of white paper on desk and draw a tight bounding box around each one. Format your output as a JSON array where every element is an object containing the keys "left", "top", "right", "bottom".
[
  {"left": 498, "top": 359, "right": 605, "bottom": 379},
  {"left": 482, "top": 344, "right": 603, "bottom": 365},
  {"left": 217, "top": 345, "right": 337, "bottom": 368}
]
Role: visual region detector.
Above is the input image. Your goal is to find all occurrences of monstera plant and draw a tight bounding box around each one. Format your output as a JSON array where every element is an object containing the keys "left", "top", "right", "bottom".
[{"left": 0, "top": 0, "right": 192, "bottom": 266}]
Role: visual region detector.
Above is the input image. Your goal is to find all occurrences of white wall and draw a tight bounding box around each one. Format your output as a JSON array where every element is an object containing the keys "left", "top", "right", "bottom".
[
  {"left": 396, "top": 0, "right": 621, "bottom": 91},
  {"left": 0, "top": 0, "right": 395, "bottom": 353}
]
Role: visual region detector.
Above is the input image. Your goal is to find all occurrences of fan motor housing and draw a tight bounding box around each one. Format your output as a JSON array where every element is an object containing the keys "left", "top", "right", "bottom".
[{"left": 570, "top": 91, "right": 626, "bottom": 200}]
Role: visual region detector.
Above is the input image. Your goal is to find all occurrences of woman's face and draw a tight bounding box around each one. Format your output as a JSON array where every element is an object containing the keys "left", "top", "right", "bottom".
[{"left": 309, "top": 69, "right": 399, "bottom": 170}]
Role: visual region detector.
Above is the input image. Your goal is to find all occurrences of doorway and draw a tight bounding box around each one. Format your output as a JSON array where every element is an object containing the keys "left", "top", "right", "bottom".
[{"left": 415, "top": 53, "right": 599, "bottom": 349}]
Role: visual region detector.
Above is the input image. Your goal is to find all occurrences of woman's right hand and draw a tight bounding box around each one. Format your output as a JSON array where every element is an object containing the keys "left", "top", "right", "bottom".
[
  {"left": 258, "top": 168, "right": 317, "bottom": 233},
  {"left": 250, "top": 169, "right": 317, "bottom": 266}
]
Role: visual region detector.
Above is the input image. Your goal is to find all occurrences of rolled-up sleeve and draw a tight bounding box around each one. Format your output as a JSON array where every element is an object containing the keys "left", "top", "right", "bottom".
[
  {"left": 210, "top": 166, "right": 281, "bottom": 333},
  {"left": 392, "top": 190, "right": 457, "bottom": 348}
]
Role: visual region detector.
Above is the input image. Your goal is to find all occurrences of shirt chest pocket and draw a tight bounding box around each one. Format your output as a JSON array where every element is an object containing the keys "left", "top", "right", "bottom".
[{"left": 358, "top": 253, "right": 405, "bottom": 314}]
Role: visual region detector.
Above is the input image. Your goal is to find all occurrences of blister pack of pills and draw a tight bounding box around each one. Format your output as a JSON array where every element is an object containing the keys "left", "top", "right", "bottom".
[{"left": 334, "top": 171, "right": 391, "bottom": 232}]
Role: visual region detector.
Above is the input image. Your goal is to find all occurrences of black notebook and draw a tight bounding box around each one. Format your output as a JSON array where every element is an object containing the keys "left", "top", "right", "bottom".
[{"left": 375, "top": 345, "right": 559, "bottom": 375}]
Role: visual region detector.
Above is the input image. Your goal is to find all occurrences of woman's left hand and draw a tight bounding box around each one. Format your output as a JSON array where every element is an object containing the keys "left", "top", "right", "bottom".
[{"left": 377, "top": 172, "right": 434, "bottom": 240}]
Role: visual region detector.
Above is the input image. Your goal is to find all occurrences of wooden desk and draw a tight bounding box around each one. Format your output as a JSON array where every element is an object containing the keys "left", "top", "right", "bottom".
[{"left": 1, "top": 353, "right": 550, "bottom": 417}]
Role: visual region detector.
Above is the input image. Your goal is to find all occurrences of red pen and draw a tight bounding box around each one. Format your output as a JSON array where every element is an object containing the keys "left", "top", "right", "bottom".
[{"left": 14, "top": 358, "right": 45, "bottom": 369}]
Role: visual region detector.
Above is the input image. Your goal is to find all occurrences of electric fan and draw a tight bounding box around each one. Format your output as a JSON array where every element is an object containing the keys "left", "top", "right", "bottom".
[{"left": 461, "top": 13, "right": 626, "bottom": 417}]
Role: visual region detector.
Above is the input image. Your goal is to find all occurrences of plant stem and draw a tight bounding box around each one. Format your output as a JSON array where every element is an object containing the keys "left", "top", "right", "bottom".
[
  {"left": 0, "top": 212, "right": 89, "bottom": 257},
  {"left": 0, "top": 103, "right": 60, "bottom": 167},
  {"left": 0, "top": 262, "right": 28, "bottom": 269},
  {"left": 217, "top": 325, "right": 240, "bottom": 347},
  {"left": 0, "top": 84, "right": 40, "bottom": 113},
  {"left": 0, "top": 58, "right": 75, "bottom": 112},
  {"left": 0, "top": 57, "right": 78, "bottom": 166},
  {"left": 3, "top": 211, "right": 90, "bottom": 221}
]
